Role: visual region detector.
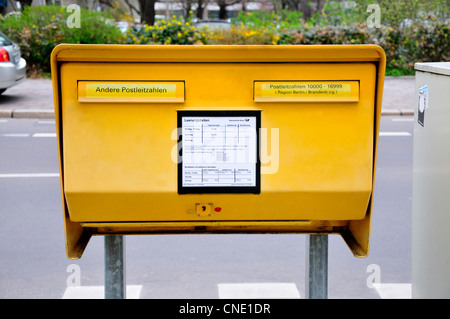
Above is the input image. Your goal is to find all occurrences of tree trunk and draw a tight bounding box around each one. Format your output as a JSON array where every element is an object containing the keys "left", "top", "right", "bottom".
[
  {"left": 18, "top": 0, "right": 32, "bottom": 9},
  {"left": 182, "top": 0, "right": 193, "bottom": 21},
  {"left": 299, "top": 0, "right": 312, "bottom": 19},
  {"left": 218, "top": 3, "right": 227, "bottom": 19},
  {"left": 139, "top": 0, "right": 156, "bottom": 25},
  {"left": 196, "top": 0, "right": 205, "bottom": 20}
]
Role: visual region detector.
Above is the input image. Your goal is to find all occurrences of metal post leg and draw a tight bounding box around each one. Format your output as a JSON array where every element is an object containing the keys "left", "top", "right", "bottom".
[
  {"left": 305, "top": 234, "right": 328, "bottom": 299},
  {"left": 105, "top": 235, "right": 126, "bottom": 299}
]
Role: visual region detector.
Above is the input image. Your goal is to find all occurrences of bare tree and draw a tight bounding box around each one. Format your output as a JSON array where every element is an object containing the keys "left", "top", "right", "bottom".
[
  {"left": 215, "top": 0, "right": 242, "bottom": 19},
  {"left": 0, "top": 0, "right": 6, "bottom": 16},
  {"left": 180, "top": 0, "right": 195, "bottom": 20},
  {"left": 123, "top": 0, "right": 140, "bottom": 16},
  {"left": 138, "top": 0, "right": 156, "bottom": 25},
  {"left": 278, "top": 0, "right": 325, "bottom": 19},
  {"left": 97, "top": 0, "right": 152, "bottom": 24},
  {"left": 196, "top": 0, "right": 209, "bottom": 20}
]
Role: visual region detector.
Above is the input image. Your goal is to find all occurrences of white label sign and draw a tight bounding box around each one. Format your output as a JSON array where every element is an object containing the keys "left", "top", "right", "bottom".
[
  {"left": 181, "top": 116, "right": 257, "bottom": 187},
  {"left": 418, "top": 85, "right": 428, "bottom": 127}
]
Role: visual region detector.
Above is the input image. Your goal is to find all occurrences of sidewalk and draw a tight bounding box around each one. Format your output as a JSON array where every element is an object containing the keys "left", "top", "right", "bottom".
[
  {"left": 381, "top": 76, "right": 415, "bottom": 116},
  {"left": 0, "top": 78, "right": 54, "bottom": 119},
  {"left": 0, "top": 77, "right": 416, "bottom": 118}
]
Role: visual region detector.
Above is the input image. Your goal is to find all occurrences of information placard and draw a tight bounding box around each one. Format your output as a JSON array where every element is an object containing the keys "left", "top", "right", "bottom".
[
  {"left": 178, "top": 111, "right": 260, "bottom": 194},
  {"left": 78, "top": 81, "right": 185, "bottom": 103},
  {"left": 254, "top": 81, "right": 359, "bottom": 102}
]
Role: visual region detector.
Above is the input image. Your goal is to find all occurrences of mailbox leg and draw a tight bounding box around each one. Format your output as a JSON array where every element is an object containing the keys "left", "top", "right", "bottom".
[
  {"left": 105, "top": 235, "right": 126, "bottom": 299},
  {"left": 305, "top": 234, "right": 328, "bottom": 299}
]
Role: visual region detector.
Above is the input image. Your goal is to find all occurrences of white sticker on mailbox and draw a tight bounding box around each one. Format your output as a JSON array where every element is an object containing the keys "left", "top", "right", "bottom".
[
  {"left": 418, "top": 85, "right": 428, "bottom": 127},
  {"left": 181, "top": 115, "right": 258, "bottom": 188}
]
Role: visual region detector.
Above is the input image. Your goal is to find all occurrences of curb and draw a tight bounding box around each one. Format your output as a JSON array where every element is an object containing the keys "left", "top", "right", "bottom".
[
  {"left": 381, "top": 109, "right": 414, "bottom": 116},
  {"left": 0, "top": 109, "right": 55, "bottom": 119},
  {"left": 0, "top": 109, "right": 415, "bottom": 119}
]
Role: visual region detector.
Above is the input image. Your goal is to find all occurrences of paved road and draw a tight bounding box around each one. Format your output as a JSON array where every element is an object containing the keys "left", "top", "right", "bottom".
[{"left": 0, "top": 116, "right": 413, "bottom": 299}]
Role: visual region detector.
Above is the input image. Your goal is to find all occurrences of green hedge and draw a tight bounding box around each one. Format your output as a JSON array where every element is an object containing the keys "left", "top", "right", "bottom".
[
  {"left": 375, "top": 22, "right": 449, "bottom": 73},
  {"left": 0, "top": 5, "right": 125, "bottom": 74},
  {"left": 275, "top": 22, "right": 449, "bottom": 74},
  {"left": 130, "top": 16, "right": 448, "bottom": 75},
  {"left": 0, "top": 6, "right": 448, "bottom": 76}
]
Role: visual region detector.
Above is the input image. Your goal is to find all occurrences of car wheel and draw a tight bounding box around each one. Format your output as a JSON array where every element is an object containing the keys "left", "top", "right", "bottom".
[{"left": 0, "top": 89, "right": 6, "bottom": 95}]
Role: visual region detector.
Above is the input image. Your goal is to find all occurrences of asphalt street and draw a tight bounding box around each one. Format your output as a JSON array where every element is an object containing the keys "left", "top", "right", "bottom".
[{"left": 0, "top": 116, "right": 414, "bottom": 299}]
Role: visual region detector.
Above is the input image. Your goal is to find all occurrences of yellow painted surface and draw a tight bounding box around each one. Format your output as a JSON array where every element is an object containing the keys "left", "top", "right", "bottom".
[
  {"left": 61, "top": 62, "right": 375, "bottom": 222},
  {"left": 51, "top": 45, "right": 385, "bottom": 258}
]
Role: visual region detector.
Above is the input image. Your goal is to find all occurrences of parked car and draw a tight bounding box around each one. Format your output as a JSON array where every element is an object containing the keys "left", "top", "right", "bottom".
[
  {"left": 0, "top": 31, "right": 26, "bottom": 95},
  {"left": 193, "top": 19, "right": 231, "bottom": 30}
]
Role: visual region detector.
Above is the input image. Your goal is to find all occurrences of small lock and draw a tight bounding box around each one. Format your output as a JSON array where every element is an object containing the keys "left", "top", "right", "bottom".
[{"left": 196, "top": 203, "right": 213, "bottom": 217}]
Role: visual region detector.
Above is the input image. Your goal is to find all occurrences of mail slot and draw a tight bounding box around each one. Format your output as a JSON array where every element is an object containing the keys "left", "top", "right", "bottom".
[{"left": 51, "top": 44, "right": 386, "bottom": 259}]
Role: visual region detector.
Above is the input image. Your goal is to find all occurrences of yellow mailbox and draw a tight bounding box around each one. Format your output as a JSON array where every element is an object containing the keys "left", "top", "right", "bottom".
[{"left": 51, "top": 44, "right": 385, "bottom": 259}]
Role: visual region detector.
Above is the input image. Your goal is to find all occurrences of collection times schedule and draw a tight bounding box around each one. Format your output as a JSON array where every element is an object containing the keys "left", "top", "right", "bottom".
[{"left": 181, "top": 116, "right": 258, "bottom": 188}]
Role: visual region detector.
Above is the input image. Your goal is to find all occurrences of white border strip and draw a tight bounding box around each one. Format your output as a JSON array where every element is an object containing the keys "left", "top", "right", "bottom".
[
  {"left": 0, "top": 173, "right": 60, "bottom": 178},
  {"left": 379, "top": 132, "right": 411, "bottom": 136},
  {"left": 32, "top": 133, "right": 57, "bottom": 138},
  {"left": 2, "top": 133, "right": 30, "bottom": 137},
  {"left": 373, "top": 283, "right": 411, "bottom": 299}
]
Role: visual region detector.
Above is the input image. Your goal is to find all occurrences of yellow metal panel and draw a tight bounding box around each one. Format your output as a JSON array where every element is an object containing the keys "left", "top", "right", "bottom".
[
  {"left": 52, "top": 44, "right": 384, "bottom": 63},
  {"left": 51, "top": 44, "right": 385, "bottom": 259},
  {"left": 60, "top": 62, "right": 375, "bottom": 222}
]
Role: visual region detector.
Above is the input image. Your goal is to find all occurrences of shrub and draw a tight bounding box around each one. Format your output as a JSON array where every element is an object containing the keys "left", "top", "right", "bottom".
[
  {"left": 372, "top": 21, "right": 449, "bottom": 72},
  {"left": 126, "top": 15, "right": 212, "bottom": 45},
  {"left": 403, "top": 22, "right": 449, "bottom": 64},
  {"left": 0, "top": 5, "right": 448, "bottom": 76},
  {"left": 0, "top": 5, "right": 125, "bottom": 74},
  {"left": 232, "top": 9, "right": 303, "bottom": 30},
  {"left": 209, "top": 26, "right": 279, "bottom": 45},
  {"left": 310, "top": 0, "right": 448, "bottom": 27},
  {"left": 278, "top": 23, "right": 371, "bottom": 44}
]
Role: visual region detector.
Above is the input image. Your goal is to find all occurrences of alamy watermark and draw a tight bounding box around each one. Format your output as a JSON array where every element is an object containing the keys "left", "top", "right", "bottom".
[
  {"left": 330, "top": 1, "right": 381, "bottom": 28},
  {"left": 170, "top": 127, "right": 280, "bottom": 175},
  {"left": 366, "top": 4, "right": 381, "bottom": 28},
  {"left": 66, "top": 264, "right": 81, "bottom": 287},
  {"left": 366, "top": 263, "right": 381, "bottom": 288},
  {"left": 66, "top": 4, "right": 81, "bottom": 29}
]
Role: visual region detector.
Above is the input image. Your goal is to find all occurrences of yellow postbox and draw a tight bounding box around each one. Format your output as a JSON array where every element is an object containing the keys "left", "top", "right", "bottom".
[{"left": 51, "top": 44, "right": 385, "bottom": 259}]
